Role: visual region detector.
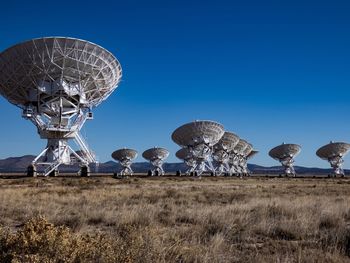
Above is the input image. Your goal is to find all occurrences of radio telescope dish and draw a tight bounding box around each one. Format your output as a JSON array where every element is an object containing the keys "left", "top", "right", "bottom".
[
  {"left": 172, "top": 120, "right": 224, "bottom": 147},
  {"left": 316, "top": 142, "right": 350, "bottom": 177},
  {"left": 175, "top": 148, "right": 197, "bottom": 175},
  {"left": 269, "top": 143, "right": 301, "bottom": 177},
  {"left": 0, "top": 37, "right": 122, "bottom": 177},
  {"left": 172, "top": 120, "right": 224, "bottom": 176},
  {"left": 112, "top": 148, "right": 138, "bottom": 176},
  {"left": 213, "top": 131, "right": 240, "bottom": 176},
  {"left": 142, "top": 147, "right": 169, "bottom": 176}
]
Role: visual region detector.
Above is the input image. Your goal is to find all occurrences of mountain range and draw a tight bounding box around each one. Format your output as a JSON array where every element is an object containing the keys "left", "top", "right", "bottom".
[{"left": 0, "top": 155, "right": 344, "bottom": 175}]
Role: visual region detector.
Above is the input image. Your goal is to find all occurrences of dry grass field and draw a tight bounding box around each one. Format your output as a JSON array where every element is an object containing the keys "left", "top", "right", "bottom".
[{"left": 0, "top": 175, "right": 350, "bottom": 262}]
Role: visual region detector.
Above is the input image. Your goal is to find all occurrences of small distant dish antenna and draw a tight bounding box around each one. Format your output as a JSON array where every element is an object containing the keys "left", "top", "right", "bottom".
[
  {"left": 0, "top": 37, "right": 122, "bottom": 176},
  {"left": 112, "top": 149, "right": 138, "bottom": 176},
  {"left": 269, "top": 143, "right": 301, "bottom": 177},
  {"left": 142, "top": 147, "right": 169, "bottom": 176},
  {"left": 316, "top": 142, "right": 350, "bottom": 177},
  {"left": 172, "top": 120, "right": 225, "bottom": 176}
]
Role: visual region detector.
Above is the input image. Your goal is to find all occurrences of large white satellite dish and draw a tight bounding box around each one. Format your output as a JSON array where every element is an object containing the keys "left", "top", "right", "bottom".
[{"left": 0, "top": 37, "right": 122, "bottom": 176}]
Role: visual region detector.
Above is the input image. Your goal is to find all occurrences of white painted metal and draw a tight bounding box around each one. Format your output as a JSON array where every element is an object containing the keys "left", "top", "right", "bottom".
[
  {"left": 175, "top": 148, "right": 197, "bottom": 175},
  {"left": 269, "top": 143, "right": 301, "bottom": 177},
  {"left": 213, "top": 131, "right": 240, "bottom": 175},
  {"left": 316, "top": 142, "right": 350, "bottom": 177},
  {"left": 172, "top": 120, "right": 224, "bottom": 176},
  {"left": 112, "top": 149, "right": 138, "bottom": 176},
  {"left": 0, "top": 37, "right": 122, "bottom": 176},
  {"left": 142, "top": 147, "right": 169, "bottom": 176},
  {"left": 228, "top": 139, "right": 248, "bottom": 176}
]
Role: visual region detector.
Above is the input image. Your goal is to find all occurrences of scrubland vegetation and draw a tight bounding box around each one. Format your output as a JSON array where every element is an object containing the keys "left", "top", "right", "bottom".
[{"left": 0, "top": 176, "right": 350, "bottom": 262}]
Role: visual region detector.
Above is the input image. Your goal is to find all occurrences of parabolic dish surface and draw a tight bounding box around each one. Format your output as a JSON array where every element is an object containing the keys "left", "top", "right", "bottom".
[
  {"left": 243, "top": 143, "right": 253, "bottom": 157},
  {"left": 175, "top": 148, "right": 193, "bottom": 160},
  {"left": 142, "top": 148, "right": 169, "bottom": 160},
  {"left": 172, "top": 120, "right": 224, "bottom": 147},
  {"left": 112, "top": 149, "right": 138, "bottom": 161},
  {"left": 0, "top": 37, "right": 122, "bottom": 107},
  {"left": 233, "top": 139, "right": 248, "bottom": 154},
  {"left": 316, "top": 142, "right": 350, "bottom": 160},
  {"left": 269, "top": 144, "right": 301, "bottom": 160},
  {"left": 214, "top": 131, "right": 239, "bottom": 152}
]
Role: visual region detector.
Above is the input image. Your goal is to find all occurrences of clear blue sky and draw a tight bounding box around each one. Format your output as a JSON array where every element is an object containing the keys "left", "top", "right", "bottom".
[{"left": 0, "top": 0, "right": 349, "bottom": 168}]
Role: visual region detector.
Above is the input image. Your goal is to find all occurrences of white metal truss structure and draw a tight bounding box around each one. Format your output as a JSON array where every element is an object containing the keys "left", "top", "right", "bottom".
[
  {"left": 212, "top": 149, "right": 230, "bottom": 175},
  {"left": 112, "top": 149, "right": 138, "bottom": 176},
  {"left": 316, "top": 142, "right": 350, "bottom": 177},
  {"left": 175, "top": 148, "right": 197, "bottom": 175},
  {"left": 212, "top": 131, "right": 240, "bottom": 176},
  {"left": 0, "top": 37, "right": 122, "bottom": 176},
  {"left": 191, "top": 141, "right": 215, "bottom": 175},
  {"left": 280, "top": 156, "right": 296, "bottom": 176},
  {"left": 228, "top": 139, "right": 248, "bottom": 176},
  {"left": 142, "top": 148, "right": 169, "bottom": 176},
  {"left": 172, "top": 121, "right": 225, "bottom": 176},
  {"left": 328, "top": 156, "right": 345, "bottom": 176},
  {"left": 269, "top": 143, "right": 301, "bottom": 177},
  {"left": 228, "top": 153, "right": 240, "bottom": 175},
  {"left": 239, "top": 143, "right": 253, "bottom": 176}
]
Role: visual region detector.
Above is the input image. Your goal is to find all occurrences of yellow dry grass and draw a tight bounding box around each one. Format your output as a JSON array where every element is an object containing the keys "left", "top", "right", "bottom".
[{"left": 0, "top": 176, "right": 350, "bottom": 262}]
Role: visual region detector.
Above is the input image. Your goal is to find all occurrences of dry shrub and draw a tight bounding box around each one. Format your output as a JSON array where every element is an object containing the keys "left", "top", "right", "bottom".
[{"left": 0, "top": 216, "right": 157, "bottom": 263}]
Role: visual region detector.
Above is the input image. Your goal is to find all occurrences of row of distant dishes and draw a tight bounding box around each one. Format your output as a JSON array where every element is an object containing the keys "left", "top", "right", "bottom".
[
  {"left": 268, "top": 141, "right": 350, "bottom": 177},
  {"left": 111, "top": 147, "right": 169, "bottom": 176},
  {"left": 112, "top": 134, "right": 350, "bottom": 178},
  {"left": 112, "top": 120, "right": 258, "bottom": 177}
]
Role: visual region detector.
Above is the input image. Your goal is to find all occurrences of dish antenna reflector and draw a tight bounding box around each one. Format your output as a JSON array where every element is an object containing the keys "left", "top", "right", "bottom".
[
  {"left": 269, "top": 143, "right": 301, "bottom": 177},
  {"left": 142, "top": 147, "right": 169, "bottom": 176},
  {"left": 316, "top": 142, "right": 350, "bottom": 177},
  {"left": 0, "top": 37, "right": 122, "bottom": 176},
  {"left": 112, "top": 149, "right": 138, "bottom": 176}
]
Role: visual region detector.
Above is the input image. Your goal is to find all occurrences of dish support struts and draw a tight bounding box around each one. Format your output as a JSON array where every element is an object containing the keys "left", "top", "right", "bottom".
[
  {"left": 279, "top": 156, "right": 296, "bottom": 177},
  {"left": 328, "top": 156, "right": 345, "bottom": 177},
  {"left": 189, "top": 141, "right": 216, "bottom": 176},
  {"left": 119, "top": 157, "right": 134, "bottom": 176},
  {"left": 149, "top": 157, "right": 166, "bottom": 176},
  {"left": 24, "top": 80, "right": 97, "bottom": 177},
  {"left": 228, "top": 154, "right": 250, "bottom": 177}
]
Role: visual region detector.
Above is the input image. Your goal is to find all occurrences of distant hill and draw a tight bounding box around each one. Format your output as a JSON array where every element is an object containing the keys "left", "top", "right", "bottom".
[{"left": 0, "top": 155, "right": 345, "bottom": 175}]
